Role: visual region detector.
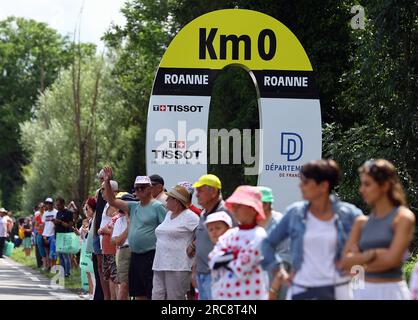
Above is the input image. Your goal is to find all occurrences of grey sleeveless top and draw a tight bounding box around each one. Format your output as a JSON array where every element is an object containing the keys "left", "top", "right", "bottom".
[{"left": 358, "top": 207, "right": 403, "bottom": 279}]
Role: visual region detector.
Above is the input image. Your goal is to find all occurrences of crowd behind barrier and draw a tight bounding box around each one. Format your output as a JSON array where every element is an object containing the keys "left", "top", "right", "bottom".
[{"left": 0, "top": 159, "right": 416, "bottom": 300}]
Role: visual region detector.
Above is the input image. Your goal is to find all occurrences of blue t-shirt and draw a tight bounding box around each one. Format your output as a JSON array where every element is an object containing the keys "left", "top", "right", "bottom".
[{"left": 128, "top": 200, "right": 167, "bottom": 254}]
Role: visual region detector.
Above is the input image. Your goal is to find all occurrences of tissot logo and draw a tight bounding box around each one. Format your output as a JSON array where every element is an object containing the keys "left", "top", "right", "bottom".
[
  {"left": 152, "top": 104, "right": 204, "bottom": 112},
  {"left": 151, "top": 149, "right": 202, "bottom": 160},
  {"left": 169, "top": 140, "right": 186, "bottom": 149}
]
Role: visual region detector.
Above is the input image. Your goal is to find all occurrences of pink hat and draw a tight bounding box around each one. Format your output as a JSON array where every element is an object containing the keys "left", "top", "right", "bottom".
[{"left": 225, "top": 185, "right": 265, "bottom": 221}]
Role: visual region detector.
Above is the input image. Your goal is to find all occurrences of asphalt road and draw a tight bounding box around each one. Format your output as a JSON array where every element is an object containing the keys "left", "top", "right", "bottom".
[{"left": 0, "top": 256, "right": 86, "bottom": 300}]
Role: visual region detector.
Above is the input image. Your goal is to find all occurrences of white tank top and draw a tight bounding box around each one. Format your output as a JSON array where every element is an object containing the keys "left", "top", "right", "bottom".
[{"left": 293, "top": 211, "right": 348, "bottom": 287}]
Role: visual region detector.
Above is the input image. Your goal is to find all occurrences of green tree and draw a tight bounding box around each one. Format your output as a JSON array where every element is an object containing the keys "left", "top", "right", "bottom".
[
  {"left": 323, "top": 0, "right": 418, "bottom": 250},
  {"left": 0, "top": 17, "right": 72, "bottom": 209},
  {"left": 324, "top": 0, "right": 418, "bottom": 211},
  {"left": 20, "top": 56, "right": 131, "bottom": 212}
]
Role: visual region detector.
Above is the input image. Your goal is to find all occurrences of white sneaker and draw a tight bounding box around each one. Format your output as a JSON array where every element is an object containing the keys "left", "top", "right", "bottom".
[{"left": 80, "top": 293, "right": 90, "bottom": 300}]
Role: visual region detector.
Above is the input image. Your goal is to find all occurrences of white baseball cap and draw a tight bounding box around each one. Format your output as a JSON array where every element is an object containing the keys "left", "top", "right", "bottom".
[
  {"left": 204, "top": 211, "right": 233, "bottom": 228},
  {"left": 134, "top": 176, "right": 152, "bottom": 186},
  {"left": 102, "top": 180, "right": 119, "bottom": 191},
  {"left": 0, "top": 208, "right": 7, "bottom": 213},
  {"left": 45, "top": 198, "right": 53, "bottom": 203}
]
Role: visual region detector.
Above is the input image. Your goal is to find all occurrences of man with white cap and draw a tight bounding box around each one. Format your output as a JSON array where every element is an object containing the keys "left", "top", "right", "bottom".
[
  {"left": 102, "top": 166, "right": 166, "bottom": 300},
  {"left": 42, "top": 197, "right": 57, "bottom": 268}
]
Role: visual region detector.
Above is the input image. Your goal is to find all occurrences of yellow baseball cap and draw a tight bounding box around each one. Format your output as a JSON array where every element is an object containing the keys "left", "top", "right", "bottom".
[{"left": 192, "top": 174, "right": 222, "bottom": 189}]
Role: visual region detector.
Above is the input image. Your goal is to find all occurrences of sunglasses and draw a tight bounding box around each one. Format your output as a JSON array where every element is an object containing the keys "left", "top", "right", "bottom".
[
  {"left": 134, "top": 185, "right": 149, "bottom": 191},
  {"left": 363, "top": 159, "right": 376, "bottom": 169},
  {"left": 362, "top": 159, "right": 391, "bottom": 179}
]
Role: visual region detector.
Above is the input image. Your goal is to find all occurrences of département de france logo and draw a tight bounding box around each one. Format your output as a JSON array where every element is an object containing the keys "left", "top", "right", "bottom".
[{"left": 280, "top": 132, "right": 303, "bottom": 161}]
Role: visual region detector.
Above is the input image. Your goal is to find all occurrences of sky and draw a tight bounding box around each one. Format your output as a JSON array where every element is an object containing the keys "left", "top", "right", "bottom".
[{"left": 0, "top": 0, "right": 127, "bottom": 50}]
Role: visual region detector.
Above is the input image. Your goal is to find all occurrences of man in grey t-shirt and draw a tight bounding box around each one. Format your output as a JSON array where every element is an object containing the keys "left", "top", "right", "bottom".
[{"left": 187, "top": 174, "right": 235, "bottom": 300}]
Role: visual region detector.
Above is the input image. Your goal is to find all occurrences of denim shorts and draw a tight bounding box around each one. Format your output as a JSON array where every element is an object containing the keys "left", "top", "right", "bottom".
[{"left": 22, "top": 237, "right": 32, "bottom": 249}]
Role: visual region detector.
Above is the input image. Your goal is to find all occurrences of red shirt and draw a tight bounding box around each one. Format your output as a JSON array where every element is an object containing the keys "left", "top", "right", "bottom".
[{"left": 35, "top": 214, "right": 43, "bottom": 235}]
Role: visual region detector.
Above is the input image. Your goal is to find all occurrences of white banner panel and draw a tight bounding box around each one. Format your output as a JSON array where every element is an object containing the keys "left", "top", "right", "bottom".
[
  {"left": 258, "top": 98, "right": 322, "bottom": 211},
  {"left": 146, "top": 95, "right": 210, "bottom": 190}
]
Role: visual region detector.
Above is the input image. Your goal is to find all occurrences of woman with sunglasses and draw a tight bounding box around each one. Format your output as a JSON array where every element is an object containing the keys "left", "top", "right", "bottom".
[
  {"left": 262, "top": 159, "right": 363, "bottom": 300},
  {"left": 340, "top": 159, "right": 415, "bottom": 300}
]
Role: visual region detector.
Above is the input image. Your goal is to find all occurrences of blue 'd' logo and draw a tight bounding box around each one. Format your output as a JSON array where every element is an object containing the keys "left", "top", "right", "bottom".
[{"left": 280, "top": 132, "right": 303, "bottom": 161}]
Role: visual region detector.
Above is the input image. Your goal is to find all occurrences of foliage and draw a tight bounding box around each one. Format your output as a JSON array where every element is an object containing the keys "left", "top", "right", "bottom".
[
  {"left": 324, "top": 0, "right": 418, "bottom": 213},
  {"left": 0, "top": 17, "right": 74, "bottom": 210},
  {"left": 20, "top": 57, "right": 130, "bottom": 212},
  {"left": 403, "top": 254, "right": 417, "bottom": 284}
]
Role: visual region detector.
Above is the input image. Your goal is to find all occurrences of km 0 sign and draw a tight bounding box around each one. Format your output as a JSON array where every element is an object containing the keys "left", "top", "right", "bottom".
[
  {"left": 146, "top": 9, "right": 322, "bottom": 211},
  {"left": 199, "top": 28, "right": 277, "bottom": 60}
]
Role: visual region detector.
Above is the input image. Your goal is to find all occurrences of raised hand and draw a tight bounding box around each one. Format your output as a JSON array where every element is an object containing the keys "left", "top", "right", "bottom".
[{"left": 103, "top": 166, "right": 113, "bottom": 182}]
